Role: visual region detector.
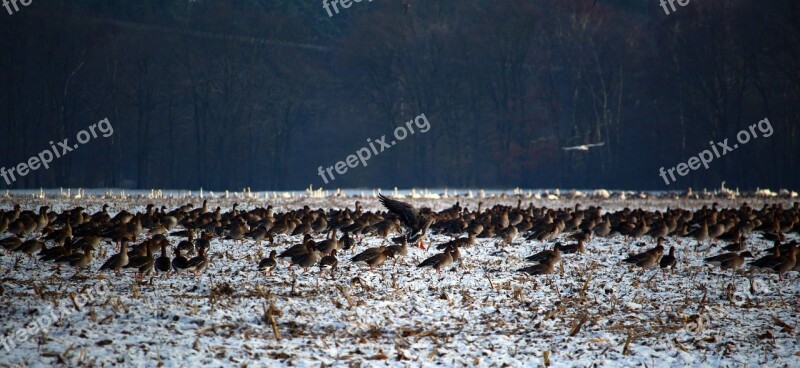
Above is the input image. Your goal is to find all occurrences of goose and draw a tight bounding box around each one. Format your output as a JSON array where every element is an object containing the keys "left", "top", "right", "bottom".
[
  {"left": 99, "top": 241, "right": 129, "bottom": 275},
  {"left": 387, "top": 237, "right": 409, "bottom": 265},
  {"left": 125, "top": 243, "right": 155, "bottom": 278},
  {"left": 518, "top": 257, "right": 556, "bottom": 275},
  {"left": 154, "top": 241, "right": 172, "bottom": 276},
  {"left": 258, "top": 250, "right": 278, "bottom": 276},
  {"left": 705, "top": 251, "right": 753, "bottom": 271},
  {"left": 526, "top": 243, "right": 562, "bottom": 264},
  {"left": 318, "top": 249, "right": 338, "bottom": 278},
  {"left": 659, "top": 246, "right": 677, "bottom": 274},
  {"left": 378, "top": 194, "right": 434, "bottom": 249},
  {"left": 417, "top": 247, "right": 454, "bottom": 274},
  {"left": 351, "top": 246, "right": 389, "bottom": 271}
]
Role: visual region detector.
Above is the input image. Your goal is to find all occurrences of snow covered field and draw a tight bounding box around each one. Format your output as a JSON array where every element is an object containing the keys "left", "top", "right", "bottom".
[{"left": 1, "top": 190, "right": 798, "bottom": 367}]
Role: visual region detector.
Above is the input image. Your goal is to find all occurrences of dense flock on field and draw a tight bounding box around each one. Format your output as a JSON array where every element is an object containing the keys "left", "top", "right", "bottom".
[{"left": 1, "top": 189, "right": 798, "bottom": 367}]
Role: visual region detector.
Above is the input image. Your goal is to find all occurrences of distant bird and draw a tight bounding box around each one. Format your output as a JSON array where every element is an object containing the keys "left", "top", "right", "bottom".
[{"left": 562, "top": 142, "right": 605, "bottom": 151}]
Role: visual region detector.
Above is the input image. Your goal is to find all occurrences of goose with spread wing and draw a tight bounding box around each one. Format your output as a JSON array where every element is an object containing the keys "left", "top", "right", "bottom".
[{"left": 378, "top": 194, "right": 434, "bottom": 250}]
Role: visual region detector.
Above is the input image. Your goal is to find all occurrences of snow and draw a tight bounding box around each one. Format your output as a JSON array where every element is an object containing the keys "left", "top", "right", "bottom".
[{"left": 0, "top": 191, "right": 798, "bottom": 367}]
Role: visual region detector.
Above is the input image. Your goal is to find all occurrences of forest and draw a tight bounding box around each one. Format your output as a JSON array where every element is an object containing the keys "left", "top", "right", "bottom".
[{"left": 0, "top": 0, "right": 798, "bottom": 191}]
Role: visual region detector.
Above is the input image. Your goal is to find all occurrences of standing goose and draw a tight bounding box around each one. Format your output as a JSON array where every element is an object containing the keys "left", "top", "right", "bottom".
[
  {"left": 186, "top": 246, "right": 208, "bottom": 277},
  {"left": 592, "top": 216, "right": 611, "bottom": 237},
  {"left": 387, "top": 237, "right": 409, "bottom": 266},
  {"left": 436, "top": 233, "right": 478, "bottom": 250},
  {"left": 99, "top": 241, "right": 130, "bottom": 275},
  {"left": 318, "top": 249, "right": 338, "bottom": 279},
  {"left": 623, "top": 245, "right": 664, "bottom": 272},
  {"left": 258, "top": 250, "right": 278, "bottom": 276},
  {"left": 154, "top": 241, "right": 172, "bottom": 276},
  {"left": 125, "top": 243, "right": 155, "bottom": 278},
  {"left": 171, "top": 248, "right": 190, "bottom": 276},
  {"left": 292, "top": 248, "right": 321, "bottom": 272},
  {"left": 378, "top": 194, "right": 434, "bottom": 250},
  {"left": 15, "top": 239, "right": 46, "bottom": 259},
  {"left": 315, "top": 228, "right": 339, "bottom": 255},
  {"left": 278, "top": 234, "right": 313, "bottom": 259},
  {"left": 683, "top": 221, "right": 709, "bottom": 248},
  {"left": 417, "top": 247, "right": 454, "bottom": 274},
  {"left": 518, "top": 257, "right": 556, "bottom": 275},
  {"left": 526, "top": 243, "right": 562, "bottom": 264},
  {"left": 705, "top": 251, "right": 753, "bottom": 271},
  {"left": 1, "top": 236, "right": 23, "bottom": 252},
  {"left": 339, "top": 231, "right": 356, "bottom": 251},
  {"left": 659, "top": 246, "right": 677, "bottom": 274},
  {"left": 749, "top": 246, "right": 796, "bottom": 281},
  {"left": 351, "top": 246, "right": 389, "bottom": 271},
  {"left": 561, "top": 238, "right": 585, "bottom": 255},
  {"left": 69, "top": 245, "right": 95, "bottom": 272},
  {"left": 497, "top": 226, "right": 519, "bottom": 247}
]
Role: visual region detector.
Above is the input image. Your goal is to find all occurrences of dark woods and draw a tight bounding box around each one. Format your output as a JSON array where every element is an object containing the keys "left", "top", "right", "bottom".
[{"left": 0, "top": 0, "right": 797, "bottom": 190}]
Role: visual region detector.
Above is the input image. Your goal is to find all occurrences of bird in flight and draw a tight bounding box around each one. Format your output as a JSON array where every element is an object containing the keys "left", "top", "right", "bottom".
[{"left": 562, "top": 142, "right": 605, "bottom": 151}]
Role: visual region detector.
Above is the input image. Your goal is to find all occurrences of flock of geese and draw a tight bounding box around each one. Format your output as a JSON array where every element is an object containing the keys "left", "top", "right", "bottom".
[{"left": 1, "top": 195, "right": 799, "bottom": 283}]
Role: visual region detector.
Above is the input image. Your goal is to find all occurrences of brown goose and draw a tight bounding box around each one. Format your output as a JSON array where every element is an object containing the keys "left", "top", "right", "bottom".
[
  {"left": 436, "top": 233, "right": 477, "bottom": 250},
  {"left": 518, "top": 257, "right": 556, "bottom": 275},
  {"left": 292, "top": 248, "right": 321, "bottom": 272},
  {"left": 623, "top": 244, "right": 664, "bottom": 272},
  {"left": 125, "top": 243, "right": 155, "bottom": 278},
  {"left": 99, "top": 241, "right": 129, "bottom": 275},
  {"left": 749, "top": 246, "right": 797, "bottom": 281},
  {"left": 592, "top": 216, "right": 611, "bottom": 237},
  {"left": 0, "top": 236, "right": 22, "bottom": 252},
  {"left": 379, "top": 194, "right": 434, "bottom": 249},
  {"left": 54, "top": 245, "right": 95, "bottom": 272},
  {"left": 186, "top": 246, "right": 208, "bottom": 277},
  {"left": 561, "top": 238, "right": 585, "bottom": 255},
  {"left": 171, "top": 248, "right": 190, "bottom": 275},
  {"left": 417, "top": 247, "right": 454, "bottom": 274},
  {"left": 339, "top": 231, "right": 356, "bottom": 251},
  {"left": 14, "top": 239, "right": 45, "bottom": 259},
  {"left": 315, "top": 228, "right": 340, "bottom": 255},
  {"left": 318, "top": 249, "right": 338, "bottom": 278},
  {"left": 257, "top": 250, "right": 278, "bottom": 276},
  {"left": 659, "top": 246, "right": 677, "bottom": 274},
  {"left": 683, "top": 221, "right": 709, "bottom": 246},
  {"left": 278, "top": 235, "right": 313, "bottom": 260},
  {"left": 705, "top": 251, "right": 753, "bottom": 271},
  {"left": 722, "top": 237, "right": 747, "bottom": 252},
  {"left": 387, "top": 237, "right": 409, "bottom": 265},
  {"left": 525, "top": 243, "right": 562, "bottom": 264},
  {"left": 154, "top": 241, "right": 172, "bottom": 276},
  {"left": 497, "top": 226, "right": 519, "bottom": 247},
  {"left": 351, "top": 246, "right": 389, "bottom": 271}
]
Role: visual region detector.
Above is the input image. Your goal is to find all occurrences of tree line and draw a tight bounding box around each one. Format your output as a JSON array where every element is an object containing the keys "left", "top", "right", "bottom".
[{"left": 0, "top": 0, "right": 798, "bottom": 191}]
